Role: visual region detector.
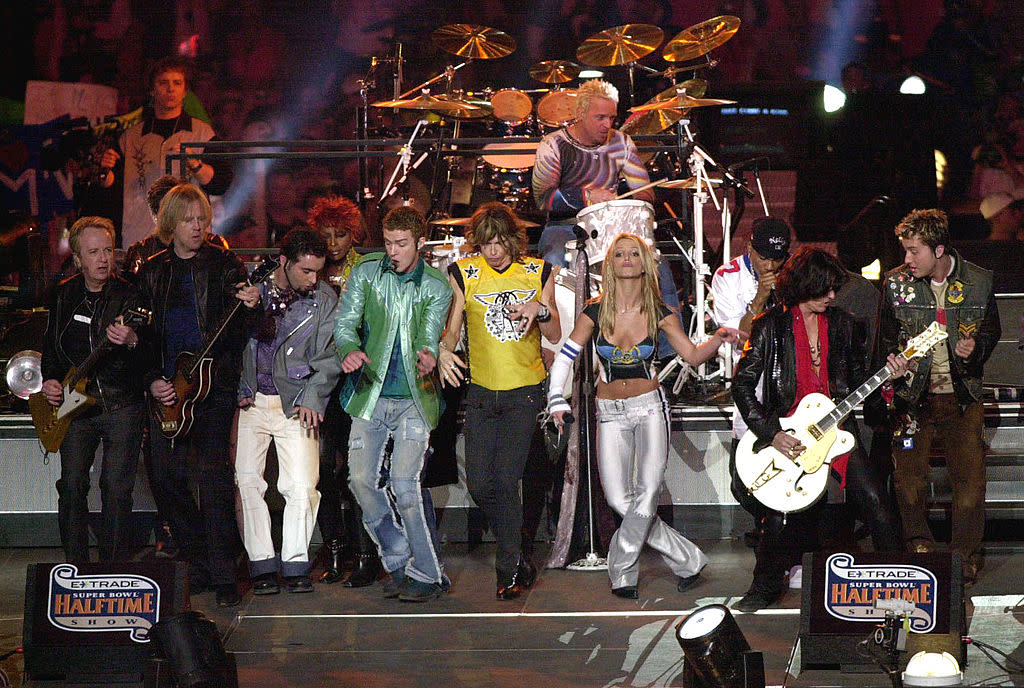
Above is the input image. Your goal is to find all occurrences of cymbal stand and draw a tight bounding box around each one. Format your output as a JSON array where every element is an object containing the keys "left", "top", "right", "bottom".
[
  {"left": 399, "top": 62, "right": 468, "bottom": 99},
  {"left": 624, "top": 61, "right": 660, "bottom": 108},
  {"left": 356, "top": 70, "right": 375, "bottom": 208},
  {"left": 378, "top": 116, "right": 429, "bottom": 208}
]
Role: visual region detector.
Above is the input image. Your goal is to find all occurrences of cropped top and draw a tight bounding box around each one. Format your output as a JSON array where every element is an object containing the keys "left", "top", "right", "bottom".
[{"left": 582, "top": 301, "right": 672, "bottom": 382}]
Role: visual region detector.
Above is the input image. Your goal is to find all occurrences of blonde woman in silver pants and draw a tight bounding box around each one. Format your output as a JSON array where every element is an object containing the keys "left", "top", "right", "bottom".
[{"left": 548, "top": 234, "right": 745, "bottom": 598}]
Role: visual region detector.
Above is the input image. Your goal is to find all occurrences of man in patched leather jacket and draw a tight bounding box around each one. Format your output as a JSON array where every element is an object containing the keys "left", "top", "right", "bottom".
[{"left": 878, "top": 209, "right": 1000, "bottom": 586}]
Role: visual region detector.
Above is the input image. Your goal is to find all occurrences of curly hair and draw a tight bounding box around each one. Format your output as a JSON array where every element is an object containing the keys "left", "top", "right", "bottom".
[
  {"left": 597, "top": 234, "right": 662, "bottom": 339},
  {"left": 894, "top": 208, "right": 950, "bottom": 251},
  {"left": 467, "top": 202, "right": 527, "bottom": 264},
  {"left": 575, "top": 79, "right": 619, "bottom": 119},
  {"left": 148, "top": 55, "right": 191, "bottom": 90},
  {"left": 382, "top": 206, "right": 429, "bottom": 242},
  {"left": 307, "top": 195, "right": 366, "bottom": 245},
  {"left": 774, "top": 247, "right": 848, "bottom": 307}
]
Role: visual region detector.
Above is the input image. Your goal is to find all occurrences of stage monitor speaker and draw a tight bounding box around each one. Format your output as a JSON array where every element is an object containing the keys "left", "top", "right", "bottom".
[
  {"left": 23, "top": 560, "right": 188, "bottom": 683},
  {"left": 799, "top": 551, "right": 966, "bottom": 672}
]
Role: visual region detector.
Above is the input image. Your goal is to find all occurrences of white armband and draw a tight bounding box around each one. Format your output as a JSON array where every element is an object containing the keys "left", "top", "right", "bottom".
[{"left": 547, "top": 340, "right": 581, "bottom": 413}]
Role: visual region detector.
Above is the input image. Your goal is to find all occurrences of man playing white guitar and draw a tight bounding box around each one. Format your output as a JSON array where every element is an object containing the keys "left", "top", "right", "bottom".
[{"left": 730, "top": 248, "right": 908, "bottom": 612}]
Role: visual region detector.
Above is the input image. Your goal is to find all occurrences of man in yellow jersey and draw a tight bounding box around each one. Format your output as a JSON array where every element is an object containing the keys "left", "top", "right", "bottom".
[{"left": 438, "top": 202, "right": 562, "bottom": 599}]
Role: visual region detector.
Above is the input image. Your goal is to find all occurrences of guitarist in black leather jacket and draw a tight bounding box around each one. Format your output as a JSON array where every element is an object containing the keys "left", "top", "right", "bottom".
[
  {"left": 731, "top": 248, "right": 905, "bottom": 612},
  {"left": 41, "top": 216, "right": 146, "bottom": 564},
  {"left": 136, "top": 183, "right": 260, "bottom": 607}
]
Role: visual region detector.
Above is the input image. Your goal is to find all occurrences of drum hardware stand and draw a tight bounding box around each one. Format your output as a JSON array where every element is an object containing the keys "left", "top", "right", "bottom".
[
  {"left": 399, "top": 62, "right": 468, "bottom": 100},
  {"left": 378, "top": 116, "right": 430, "bottom": 208},
  {"left": 564, "top": 235, "right": 607, "bottom": 572}
]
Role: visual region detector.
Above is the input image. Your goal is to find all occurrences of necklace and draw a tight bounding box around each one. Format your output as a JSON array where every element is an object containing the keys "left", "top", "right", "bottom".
[
  {"left": 617, "top": 303, "right": 640, "bottom": 315},
  {"left": 809, "top": 340, "right": 821, "bottom": 368}
]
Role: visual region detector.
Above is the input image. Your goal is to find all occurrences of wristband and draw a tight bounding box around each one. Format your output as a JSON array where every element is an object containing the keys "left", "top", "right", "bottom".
[{"left": 536, "top": 304, "right": 551, "bottom": 323}]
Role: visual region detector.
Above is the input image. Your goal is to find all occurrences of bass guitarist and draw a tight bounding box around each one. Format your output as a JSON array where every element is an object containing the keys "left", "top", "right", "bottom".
[
  {"left": 41, "top": 216, "right": 147, "bottom": 564},
  {"left": 731, "top": 248, "right": 905, "bottom": 612},
  {"left": 136, "top": 183, "right": 259, "bottom": 607}
]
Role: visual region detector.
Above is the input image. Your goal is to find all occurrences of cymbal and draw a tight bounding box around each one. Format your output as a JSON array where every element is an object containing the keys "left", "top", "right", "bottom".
[
  {"left": 576, "top": 24, "right": 664, "bottom": 67},
  {"left": 430, "top": 217, "right": 539, "bottom": 228},
  {"left": 529, "top": 60, "right": 581, "bottom": 84},
  {"left": 434, "top": 94, "right": 494, "bottom": 119},
  {"left": 372, "top": 93, "right": 484, "bottom": 117},
  {"left": 620, "top": 80, "right": 708, "bottom": 136},
  {"left": 628, "top": 95, "right": 735, "bottom": 113},
  {"left": 432, "top": 24, "right": 516, "bottom": 60},
  {"left": 659, "top": 177, "right": 723, "bottom": 189},
  {"left": 663, "top": 15, "right": 740, "bottom": 62}
]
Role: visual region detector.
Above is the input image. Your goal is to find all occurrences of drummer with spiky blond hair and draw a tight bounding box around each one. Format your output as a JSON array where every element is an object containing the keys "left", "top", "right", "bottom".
[{"left": 532, "top": 78, "right": 683, "bottom": 351}]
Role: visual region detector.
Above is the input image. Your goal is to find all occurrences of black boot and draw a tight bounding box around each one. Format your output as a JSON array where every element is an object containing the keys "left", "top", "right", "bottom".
[
  {"left": 342, "top": 553, "right": 382, "bottom": 587},
  {"left": 319, "top": 538, "right": 347, "bottom": 584}
]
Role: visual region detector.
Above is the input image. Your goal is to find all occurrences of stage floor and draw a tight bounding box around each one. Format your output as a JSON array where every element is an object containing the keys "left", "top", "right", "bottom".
[{"left": 2, "top": 539, "right": 1022, "bottom": 687}]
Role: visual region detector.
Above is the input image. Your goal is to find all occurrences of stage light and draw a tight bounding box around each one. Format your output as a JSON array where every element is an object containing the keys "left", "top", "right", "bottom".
[
  {"left": 900, "top": 76, "right": 926, "bottom": 95},
  {"left": 823, "top": 85, "right": 846, "bottom": 113},
  {"left": 935, "top": 149, "right": 948, "bottom": 195},
  {"left": 902, "top": 651, "right": 963, "bottom": 687},
  {"left": 676, "top": 604, "right": 765, "bottom": 688},
  {"left": 150, "top": 611, "right": 236, "bottom": 687},
  {"left": 579, "top": 69, "right": 605, "bottom": 79}
]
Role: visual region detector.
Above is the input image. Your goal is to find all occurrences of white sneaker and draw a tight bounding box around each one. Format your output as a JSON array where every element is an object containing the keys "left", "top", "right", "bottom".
[{"left": 788, "top": 565, "right": 803, "bottom": 589}]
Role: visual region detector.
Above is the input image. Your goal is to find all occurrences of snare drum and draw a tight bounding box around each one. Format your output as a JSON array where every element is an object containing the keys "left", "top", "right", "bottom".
[
  {"left": 575, "top": 199, "right": 656, "bottom": 265},
  {"left": 427, "top": 241, "right": 474, "bottom": 275},
  {"left": 537, "top": 89, "right": 578, "bottom": 128},
  {"left": 490, "top": 89, "right": 533, "bottom": 125}
]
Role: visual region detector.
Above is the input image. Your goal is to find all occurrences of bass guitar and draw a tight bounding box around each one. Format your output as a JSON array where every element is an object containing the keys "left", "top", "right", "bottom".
[
  {"left": 28, "top": 306, "right": 152, "bottom": 453},
  {"left": 150, "top": 256, "right": 277, "bottom": 440},
  {"left": 735, "top": 322, "right": 948, "bottom": 514}
]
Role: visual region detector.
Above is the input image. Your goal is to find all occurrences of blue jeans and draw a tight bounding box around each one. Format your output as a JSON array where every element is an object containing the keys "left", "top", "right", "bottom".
[
  {"left": 347, "top": 398, "right": 445, "bottom": 584},
  {"left": 539, "top": 222, "right": 684, "bottom": 357}
]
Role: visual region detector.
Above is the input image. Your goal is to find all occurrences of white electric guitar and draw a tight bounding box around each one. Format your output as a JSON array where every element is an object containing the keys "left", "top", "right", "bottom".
[{"left": 735, "top": 322, "right": 948, "bottom": 514}]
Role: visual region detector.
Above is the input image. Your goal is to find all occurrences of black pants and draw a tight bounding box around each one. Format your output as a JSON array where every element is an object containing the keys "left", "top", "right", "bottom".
[
  {"left": 57, "top": 402, "right": 145, "bottom": 563},
  {"left": 750, "top": 443, "right": 902, "bottom": 594},
  {"left": 316, "top": 391, "right": 375, "bottom": 554},
  {"left": 463, "top": 382, "right": 544, "bottom": 580},
  {"left": 148, "top": 391, "right": 240, "bottom": 585}
]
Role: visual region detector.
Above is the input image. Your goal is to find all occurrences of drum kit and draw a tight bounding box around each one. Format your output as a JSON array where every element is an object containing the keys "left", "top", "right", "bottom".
[
  {"left": 360, "top": 15, "right": 763, "bottom": 390},
  {"left": 361, "top": 16, "right": 744, "bottom": 220}
]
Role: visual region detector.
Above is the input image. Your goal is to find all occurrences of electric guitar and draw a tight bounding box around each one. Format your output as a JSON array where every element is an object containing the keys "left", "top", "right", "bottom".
[
  {"left": 735, "top": 322, "right": 948, "bottom": 514},
  {"left": 150, "top": 256, "right": 277, "bottom": 440},
  {"left": 28, "top": 306, "right": 152, "bottom": 453}
]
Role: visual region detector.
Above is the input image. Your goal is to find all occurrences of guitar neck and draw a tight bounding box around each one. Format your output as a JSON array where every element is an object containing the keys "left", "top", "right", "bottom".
[
  {"left": 817, "top": 365, "right": 894, "bottom": 433},
  {"left": 66, "top": 337, "right": 115, "bottom": 388},
  {"left": 186, "top": 299, "right": 245, "bottom": 377}
]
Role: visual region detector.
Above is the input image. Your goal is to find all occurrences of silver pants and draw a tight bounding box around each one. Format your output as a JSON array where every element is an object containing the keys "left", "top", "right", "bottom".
[{"left": 596, "top": 388, "right": 707, "bottom": 588}]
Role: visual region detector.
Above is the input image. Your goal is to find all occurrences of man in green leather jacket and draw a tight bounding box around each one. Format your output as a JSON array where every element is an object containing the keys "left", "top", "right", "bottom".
[
  {"left": 333, "top": 207, "right": 453, "bottom": 602},
  {"left": 879, "top": 209, "right": 1000, "bottom": 586}
]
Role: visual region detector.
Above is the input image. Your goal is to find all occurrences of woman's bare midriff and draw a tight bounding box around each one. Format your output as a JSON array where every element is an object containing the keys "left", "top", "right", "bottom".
[{"left": 595, "top": 377, "right": 660, "bottom": 400}]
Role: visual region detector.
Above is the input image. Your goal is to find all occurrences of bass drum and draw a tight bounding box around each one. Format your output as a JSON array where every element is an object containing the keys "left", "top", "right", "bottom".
[
  {"left": 537, "top": 89, "right": 577, "bottom": 129},
  {"left": 479, "top": 138, "right": 538, "bottom": 209}
]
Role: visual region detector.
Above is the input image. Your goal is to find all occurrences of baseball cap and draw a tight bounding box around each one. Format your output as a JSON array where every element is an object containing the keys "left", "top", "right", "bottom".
[
  {"left": 750, "top": 217, "right": 791, "bottom": 260},
  {"left": 980, "top": 192, "right": 1013, "bottom": 220}
]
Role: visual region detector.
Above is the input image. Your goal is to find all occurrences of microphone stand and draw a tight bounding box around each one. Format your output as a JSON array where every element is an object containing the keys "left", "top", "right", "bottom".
[
  {"left": 378, "top": 117, "right": 427, "bottom": 208},
  {"left": 565, "top": 231, "right": 607, "bottom": 572}
]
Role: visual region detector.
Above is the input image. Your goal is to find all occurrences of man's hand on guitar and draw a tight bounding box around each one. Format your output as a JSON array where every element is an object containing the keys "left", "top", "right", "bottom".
[
  {"left": 106, "top": 317, "right": 138, "bottom": 348},
  {"left": 341, "top": 350, "right": 370, "bottom": 374},
  {"left": 235, "top": 283, "right": 260, "bottom": 309},
  {"left": 885, "top": 353, "right": 910, "bottom": 379},
  {"left": 42, "top": 379, "right": 64, "bottom": 407},
  {"left": 150, "top": 379, "right": 177, "bottom": 406},
  {"left": 294, "top": 405, "right": 323, "bottom": 430},
  {"left": 772, "top": 431, "right": 805, "bottom": 460}
]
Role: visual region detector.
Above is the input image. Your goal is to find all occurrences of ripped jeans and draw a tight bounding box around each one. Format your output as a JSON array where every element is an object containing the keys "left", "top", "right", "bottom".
[
  {"left": 596, "top": 388, "right": 707, "bottom": 588},
  {"left": 348, "top": 398, "right": 445, "bottom": 584}
]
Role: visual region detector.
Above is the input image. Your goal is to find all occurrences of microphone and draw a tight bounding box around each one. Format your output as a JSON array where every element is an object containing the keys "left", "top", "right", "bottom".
[
  {"left": 727, "top": 156, "right": 770, "bottom": 174},
  {"left": 571, "top": 223, "right": 594, "bottom": 241}
]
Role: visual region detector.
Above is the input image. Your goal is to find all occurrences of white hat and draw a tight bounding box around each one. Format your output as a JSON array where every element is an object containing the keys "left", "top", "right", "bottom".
[{"left": 980, "top": 192, "right": 1013, "bottom": 219}]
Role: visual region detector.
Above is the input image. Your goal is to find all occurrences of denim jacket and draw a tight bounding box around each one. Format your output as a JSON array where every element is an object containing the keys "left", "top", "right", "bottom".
[
  {"left": 878, "top": 249, "right": 1000, "bottom": 410},
  {"left": 238, "top": 280, "right": 340, "bottom": 415},
  {"left": 333, "top": 253, "right": 452, "bottom": 429}
]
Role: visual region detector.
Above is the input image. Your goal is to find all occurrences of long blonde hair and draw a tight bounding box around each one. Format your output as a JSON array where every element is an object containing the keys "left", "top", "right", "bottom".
[{"left": 597, "top": 234, "right": 662, "bottom": 338}]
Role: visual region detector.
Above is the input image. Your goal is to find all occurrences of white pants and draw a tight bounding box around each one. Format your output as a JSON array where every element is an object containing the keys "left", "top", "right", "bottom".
[{"left": 235, "top": 393, "right": 321, "bottom": 577}]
